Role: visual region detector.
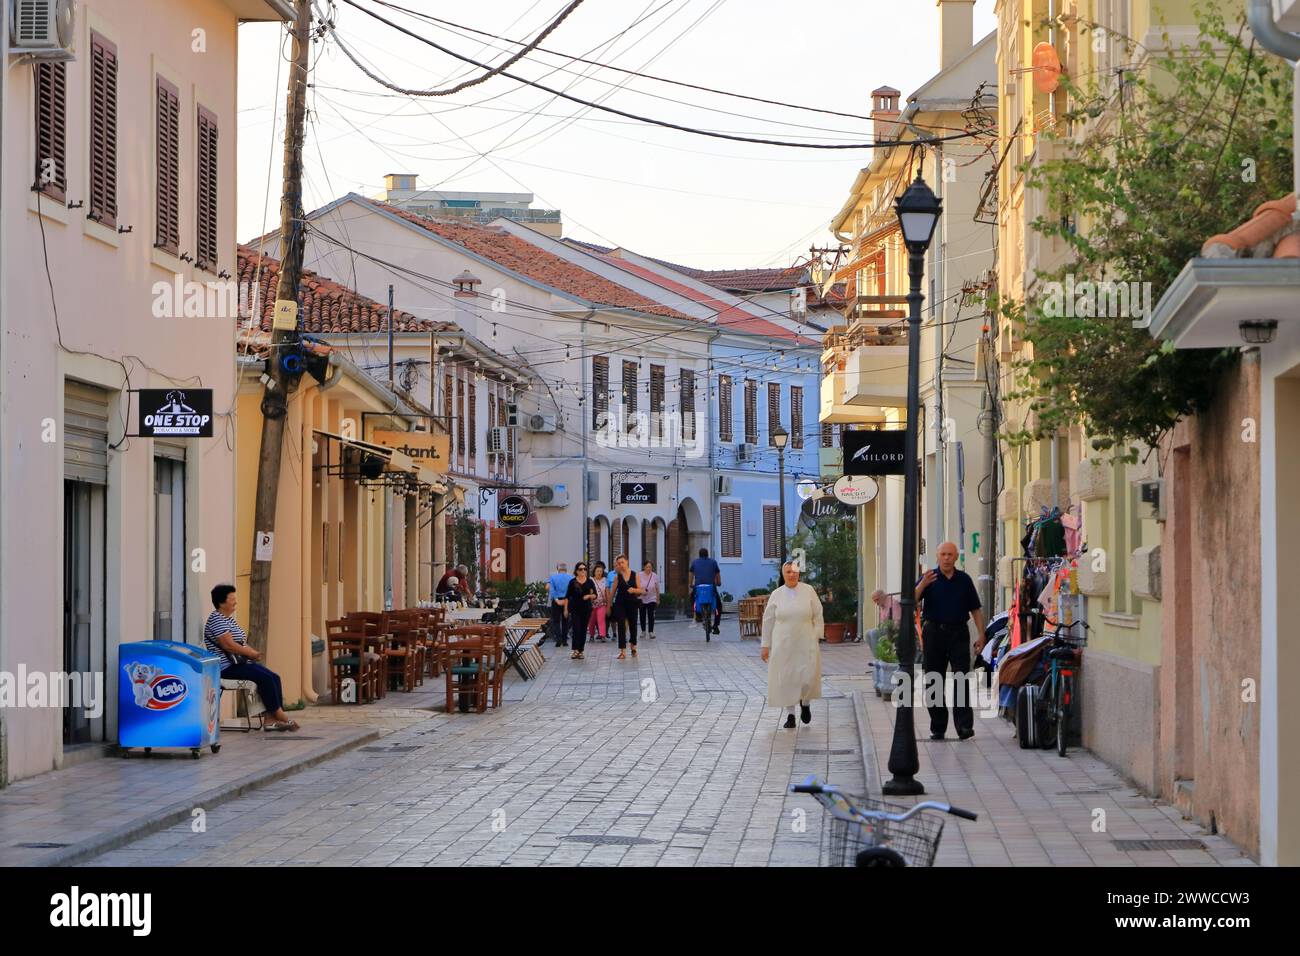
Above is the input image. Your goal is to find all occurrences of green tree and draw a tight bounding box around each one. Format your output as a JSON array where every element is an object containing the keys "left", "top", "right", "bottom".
[{"left": 786, "top": 516, "right": 859, "bottom": 623}]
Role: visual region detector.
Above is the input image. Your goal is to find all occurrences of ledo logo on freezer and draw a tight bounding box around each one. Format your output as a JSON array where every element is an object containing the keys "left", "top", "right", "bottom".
[{"left": 123, "top": 662, "right": 188, "bottom": 710}]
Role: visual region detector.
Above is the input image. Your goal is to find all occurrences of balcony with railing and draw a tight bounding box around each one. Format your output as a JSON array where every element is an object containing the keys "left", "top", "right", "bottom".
[{"left": 819, "top": 315, "right": 909, "bottom": 423}]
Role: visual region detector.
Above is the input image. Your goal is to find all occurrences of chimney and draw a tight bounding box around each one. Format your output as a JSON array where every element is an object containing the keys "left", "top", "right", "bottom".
[
  {"left": 383, "top": 172, "right": 418, "bottom": 196},
  {"left": 937, "top": 0, "right": 975, "bottom": 71},
  {"left": 871, "top": 86, "right": 901, "bottom": 143}
]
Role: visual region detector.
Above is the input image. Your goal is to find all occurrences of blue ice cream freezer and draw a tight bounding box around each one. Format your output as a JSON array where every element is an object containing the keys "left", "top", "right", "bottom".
[{"left": 118, "top": 640, "right": 222, "bottom": 758}]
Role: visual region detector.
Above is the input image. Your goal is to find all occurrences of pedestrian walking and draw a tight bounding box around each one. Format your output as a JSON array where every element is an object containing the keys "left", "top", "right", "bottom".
[
  {"left": 610, "top": 554, "right": 643, "bottom": 660},
  {"left": 588, "top": 562, "right": 610, "bottom": 641},
  {"left": 548, "top": 563, "right": 574, "bottom": 647},
  {"left": 639, "top": 561, "right": 660, "bottom": 639},
  {"left": 760, "top": 561, "right": 824, "bottom": 729},
  {"left": 563, "top": 563, "right": 597, "bottom": 660},
  {"left": 914, "top": 541, "right": 986, "bottom": 741}
]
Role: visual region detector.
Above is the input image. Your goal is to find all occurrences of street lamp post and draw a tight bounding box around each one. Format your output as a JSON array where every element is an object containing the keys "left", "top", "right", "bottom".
[
  {"left": 883, "top": 172, "right": 942, "bottom": 797},
  {"left": 772, "top": 423, "right": 790, "bottom": 558}
]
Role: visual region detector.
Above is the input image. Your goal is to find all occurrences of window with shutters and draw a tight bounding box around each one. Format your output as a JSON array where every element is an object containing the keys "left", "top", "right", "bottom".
[
  {"left": 592, "top": 356, "right": 609, "bottom": 430},
  {"left": 763, "top": 505, "right": 783, "bottom": 559},
  {"left": 767, "top": 383, "right": 781, "bottom": 445},
  {"left": 442, "top": 373, "right": 453, "bottom": 434},
  {"left": 622, "top": 360, "right": 638, "bottom": 430},
  {"left": 196, "top": 105, "right": 219, "bottom": 271},
  {"left": 790, "top": 386, "right": 804, "bottom": 449},
  {"left": 718, "top": 375, "right": 733, "bottom": 443},
  {"left": 88, "top": 33, "right": 119, "bottom": 229},
  {"left": 680, "top": 369, "right": 696, "bottom": 442},
  {"left": 821, "top": 421, "right": 834, "bottom": 448},
  {"left": 155, "top": 76, "right": 180, "bottom": 255},
  {"left": 455, "top": 375, "right": 464, "bottom": 458},
  {"left": 468, "top": 381, "right": 477, "bottom": 458},
  {"left": 488, "top": 393, "right": 497, "bottom": 476},
  {"left": 719, "top": 502, "right": 742, "bottom": 558},
  {"left": 649, "top": 364, "right": 664, "bottom": 439},
  {"left": 34, "top": 62, "right": 67, "bottom": 202},
  {"left": 744, "top": 380, "right": 758, "bottom": 445}
]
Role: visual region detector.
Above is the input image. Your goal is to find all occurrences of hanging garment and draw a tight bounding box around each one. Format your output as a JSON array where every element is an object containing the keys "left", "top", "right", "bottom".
[
  {"left": 1037, "top": 515, "right": 1067, "bottom": 558},
  {"left": 1061, "top": 512, "right": 1081, "bottom": 556}
]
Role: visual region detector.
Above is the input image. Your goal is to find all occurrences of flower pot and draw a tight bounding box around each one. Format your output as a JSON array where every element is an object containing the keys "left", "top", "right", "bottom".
[
  {"left": 824, "top": 622, "right": 848, "bottom": 644},
  {"left": 872, "top": 660, "right": 900, "bottom": 697}
]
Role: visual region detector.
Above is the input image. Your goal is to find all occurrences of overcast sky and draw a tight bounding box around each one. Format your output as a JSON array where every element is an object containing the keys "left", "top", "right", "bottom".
[{"left": 237, "top": 0, "right": 997, "bottom": 270}]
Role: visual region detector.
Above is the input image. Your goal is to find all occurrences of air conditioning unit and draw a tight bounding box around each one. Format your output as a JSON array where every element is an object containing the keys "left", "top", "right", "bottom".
[
  {"left": 736, "top": 443, "right": 756, "bottom": 463},
  {"left": 714, "top": 475, "right": 732, "bottom": 495},
  {"left": 1137, "top": 478, "right": 1166, "bottom": 522},
  {"left": 505, "top": 402, "right": 520, "bottom": 427},
  {"left": 525, "top": 413, "right": 557, "bottom": 433},
  {"left": 585, "top": 471, "right": 600, "bottom": 502},
  {"left": 487, "top": 426, "right": 510, "bottom": 453},
  {"left": 10, "top": 0, "right": 77, "bottom": 56},
  {"left": 535, "top": 484, "right": 569, "bottom": 507}
]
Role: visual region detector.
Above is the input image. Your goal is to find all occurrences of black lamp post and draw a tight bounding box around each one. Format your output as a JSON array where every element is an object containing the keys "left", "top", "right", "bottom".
[
  {"left": 772, "top": 423, "right": 789, "bottom": 559},
  {"left": 882, "top": 172, "right": 941, "bottom": 797}
]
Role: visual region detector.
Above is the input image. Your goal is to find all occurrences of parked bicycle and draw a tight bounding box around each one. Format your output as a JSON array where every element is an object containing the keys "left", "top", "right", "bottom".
[
  {"left": 1040, "top": 618, "right": 1090, "bottom": 757},
  {"left": 789, "top": 775, "right": 977, "bottom": 867}
]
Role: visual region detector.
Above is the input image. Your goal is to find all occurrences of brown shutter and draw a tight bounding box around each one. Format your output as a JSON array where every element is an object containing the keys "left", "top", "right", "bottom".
[
  {"left": 155, "top": 76, "right": 180, "bottom": 255},
  {"left": 767, "top": 383, "right": 782, "bottom": 445},
  {"left": 455, "top": 375, "right": 465, "bottom": 457},
  {"left": 718, "top": 375, "right": 732, "bottom": 443},
  {"left": 790, "top": 386, "right": 804, "bottom": 449},
  {"left": 680, "top": 369, "right": 695, "bottom": 442},
  {"left": 196, "top": 105, "right": 219, "bottom": 270},
  {"left": 592, "top": 356, "right": 609, "bottom": 429},
  {"left": 763, "top": 505, "right": 781, "bottom": 559},
  {"left": 623, "top": 360, "right": 638, "bottom": 426},
  {"left": 744, "top": 379, "right": 758, "bottom": 445},
  {"left": 88, "top": 33, "right": 118, "bottom": 228},
  {"left": 442, "top": 374, "right": 453, "bottom": 430},
  {"left": 821, "top": 422, "right": 833, "bottom": 448},
  {"left": 650, "top": 364, "right": 664, "bottom": 438},
  {"left": 720, "top": 502, "right": 741, "bottom": 558},
  {"left": 587, "top": 519, "right": 600, "bottom": 565},
  {"left": 468, "top": 381, "right": 477, "bottom": 457},
  {"left": 34, "top": 62, "right": 68, "bottom": 201}
]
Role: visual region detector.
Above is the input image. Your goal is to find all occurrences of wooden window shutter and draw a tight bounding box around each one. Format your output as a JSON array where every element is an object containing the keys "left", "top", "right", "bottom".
[
  {"left": 592, "top": 356, "right": 608, "bottom": 429},
  {"left": 720, "top": 502, "right": 741, "bottom": 558},
  {"left": 155, "top": 76, "right": 180, "bottom": 255},
  {"left": 88, "top": 33, "right": 118, "bottom": 228},
  {"left": 468, "top": 381, "right": 477, "bottom": 456},
  {"left": 718, "top": 375, "right": 733, "bottom": 443},
  {"left": 790, "top": 386, "right": 804, "bottom": 449},
  {"left": 650, "top": 364, "right": 664, "bottom": 438},
  {"left": 744, "top": 379, "right": 757, "bottom": 445},
  {"left": 196, "top": 105, "right": 219, "bottom": 270},
  {"left": 821, "top": 421, "right": 833, "bottom": 448},
  {"left": 455, "top": 375, "right": 465, "bottom": 457},
  {"left": 680, "top": 369, "right": 695, "bottom": 442},
  {"left": 767, "top": 383, "right": 781, "bottom": 445},
  {"left": 34, "top": 62, "right": 67, "bottom": 201},
  {"left": 763, "top": 505, "right": 782, "bottom": 559},
  {"left": 622, "top": 360, "right": 638, "bottom": 422}
]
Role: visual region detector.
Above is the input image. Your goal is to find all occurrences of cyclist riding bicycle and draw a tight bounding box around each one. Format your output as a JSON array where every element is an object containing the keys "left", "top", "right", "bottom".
[{"left": 693, "top": 582, "right": 719, "bottom": 642}]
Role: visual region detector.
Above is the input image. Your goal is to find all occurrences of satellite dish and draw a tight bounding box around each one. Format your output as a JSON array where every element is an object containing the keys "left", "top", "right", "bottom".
[{"left": 1032, "top": 42, "right": 1062, "bottom": 94}]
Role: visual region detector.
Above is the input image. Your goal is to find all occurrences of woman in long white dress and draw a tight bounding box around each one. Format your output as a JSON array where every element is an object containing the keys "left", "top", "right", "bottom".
[{"left": 761, "top": 561, "right": 825, "bottom": 728}]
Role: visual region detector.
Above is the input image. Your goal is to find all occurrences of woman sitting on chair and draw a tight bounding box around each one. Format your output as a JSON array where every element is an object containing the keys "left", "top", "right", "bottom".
[{"left": 204, "top": 584, "right": 299, "bottom": 732}]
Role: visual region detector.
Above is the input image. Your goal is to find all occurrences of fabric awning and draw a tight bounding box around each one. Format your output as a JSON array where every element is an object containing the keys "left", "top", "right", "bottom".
[{"left": 504, "top": 509, "right": 540, "bottom": 537}]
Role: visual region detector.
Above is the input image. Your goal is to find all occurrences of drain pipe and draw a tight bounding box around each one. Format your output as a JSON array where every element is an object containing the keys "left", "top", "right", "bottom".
[{"left": 1246, "top": 0, "right": 1300, "bottom": 216}]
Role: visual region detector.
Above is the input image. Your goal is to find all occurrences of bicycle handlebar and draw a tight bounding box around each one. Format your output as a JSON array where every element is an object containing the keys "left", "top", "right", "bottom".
[{"left": 788, "top": 783, "right": 977, "bottom": 822}]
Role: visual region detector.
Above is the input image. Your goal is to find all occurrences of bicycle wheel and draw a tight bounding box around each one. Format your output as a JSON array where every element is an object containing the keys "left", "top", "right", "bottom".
[
  {"left": 1056, "top": 673, "right": 1073, "bottom": 757},
  {"left": 856, "top": 846, "right": 907, "bottom": 867},
  {"left": 1041, "top": 670, "right": 1059, "bottom": 752}
]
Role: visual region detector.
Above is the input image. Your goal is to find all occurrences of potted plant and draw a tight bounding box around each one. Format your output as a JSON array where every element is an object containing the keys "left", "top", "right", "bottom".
[
  {"left": 721, "top": 591, "right": 738, "bottom": 613},
  {"left": 788, "top": 517, "right": 857, "bottom": 643},
  {"left": 871, "top": 619, "right": 900, "bottom": 697},
  {"left": 657, "top": 592, "right": 679, "bottom": 621}
]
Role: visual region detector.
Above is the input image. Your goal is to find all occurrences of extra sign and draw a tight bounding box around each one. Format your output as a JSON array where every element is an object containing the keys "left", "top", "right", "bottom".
[
  {"left": 619, "top": 482, "right": 657, "bottom": 504},
  {"left": 137, "top": 389, "right": 214, "bottom": 438}
]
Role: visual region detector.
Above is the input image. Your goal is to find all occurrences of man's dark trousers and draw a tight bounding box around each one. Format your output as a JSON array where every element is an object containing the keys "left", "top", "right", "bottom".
[
  {"left": 550, "top": 600, "right": 567, "bottom": 646},
  {"left": 922, "top": 620, "right": 974, "bottom": 737}
]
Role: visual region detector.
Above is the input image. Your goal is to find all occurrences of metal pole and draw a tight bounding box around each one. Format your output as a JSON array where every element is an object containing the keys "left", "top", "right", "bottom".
[
  {"left": 778, "top": 445, "right": 788, "bottom": 558},
  {"left": 883, "top": 244, "right": 928, "bottom": 796},
  {"left": 580, "top": 319, "right": 589, "bottom": 563},
  {"left": 387, "top": 284, "right": 395, "bottom": 391},
  {"left": 383, "top": 484, "right": 393, "bottom": 610}
]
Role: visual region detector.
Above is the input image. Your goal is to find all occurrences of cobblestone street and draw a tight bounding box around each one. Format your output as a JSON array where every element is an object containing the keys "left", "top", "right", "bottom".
[{"left": 67, "top": 619, "right": 1250, "bottom": 868}]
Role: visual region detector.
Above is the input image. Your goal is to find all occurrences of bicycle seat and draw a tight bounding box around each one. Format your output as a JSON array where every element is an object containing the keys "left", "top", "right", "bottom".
[{"left": 1048, "top": 646, "right": 1078, "bottom": 661}]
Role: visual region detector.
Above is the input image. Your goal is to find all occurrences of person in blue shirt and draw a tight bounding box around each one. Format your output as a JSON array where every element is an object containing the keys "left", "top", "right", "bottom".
[
  {"left": 548, "top": 563, "right": 575, "bottom": 647},
  {"left": 688, "top": 548, "right": 722, "bottom": 636}
]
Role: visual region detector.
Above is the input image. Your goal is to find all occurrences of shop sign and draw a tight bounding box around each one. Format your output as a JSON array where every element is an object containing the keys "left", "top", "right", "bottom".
[
  {"left": 137, "top": 389, "right": 213, "bottom": 438},
  {"left": 371, "top": 430, "right": 449, "bottom": 473},
  {"left": 832, "top": 474, "right": 879, "bottom": 506},
  {"left": 842, "top": 429, "right": 905, "bottom": 476},
  {"left": 498, "top": 494, "right": 530, "bottom": 527},
  {"left": 619, "top": 482, "right": 657, "bottom": 504}
]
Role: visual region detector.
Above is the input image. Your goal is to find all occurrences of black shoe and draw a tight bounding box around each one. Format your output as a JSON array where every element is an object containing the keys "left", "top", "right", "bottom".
[
  {"left": 784, "top": 714, "right": 796, "bottom": 729},
  {"left": 957, "top": 729, "right": 975, "bottom": 740},
  {"left": 705, "top": 633, "right": 710, "bottom": 642},
  {"left": 800, "top": 704, "right": 811, "bottom": 725},
  {"left": 930, "top": 733, "right": 946, "bottom": 741}
]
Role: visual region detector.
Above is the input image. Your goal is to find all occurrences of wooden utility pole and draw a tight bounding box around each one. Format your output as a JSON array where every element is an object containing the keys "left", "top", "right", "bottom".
[{"left": 247, "top": 0, "right": 312, "bottom": 652}]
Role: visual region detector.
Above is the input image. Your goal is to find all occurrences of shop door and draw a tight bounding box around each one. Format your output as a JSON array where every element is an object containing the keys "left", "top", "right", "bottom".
[
  {"left": 153, "top": 457, "right": 187, "bottom": 642},
  {"left": 63, "top": 481, "right": 106, "bottom": 745}
]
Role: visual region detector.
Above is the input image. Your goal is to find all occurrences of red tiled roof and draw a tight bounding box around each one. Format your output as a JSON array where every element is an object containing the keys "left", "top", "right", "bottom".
[
  {"left": 1202, "top": 194, "right": 1299, "bottom": 259},
  {"left": 563, "top": 238, "right": 812, "bottom": 293},
  {"left": 236, "top": 245, "right": 439, "bottom": 334},
  {"left": 356, "top": 197, "right": 692, "bottom": 320}
]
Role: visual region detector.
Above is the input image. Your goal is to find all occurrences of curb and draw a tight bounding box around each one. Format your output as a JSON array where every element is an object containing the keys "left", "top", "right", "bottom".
[
  {"left": 851, "top": 689, "right": 881, "bottom": 796},
  {"left": 28, "top": 725, "right": 381, "bottom": 867}
]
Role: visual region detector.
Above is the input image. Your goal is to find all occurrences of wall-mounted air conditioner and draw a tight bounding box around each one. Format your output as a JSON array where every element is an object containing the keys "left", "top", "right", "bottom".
[
  {"left": 736, "top": 443, "right": 756, "bottom": 462},
  {"left": 525, "top": 413, "right": 557, "bottom": 433},
  {"left": 487, "top": 426, "right": 510, "bottom": 453},
  {"left": 505, "top": 402, "right": 520, "bottom": 427},
  {"left": 9, "top": 0, "right": 77, "bottom": 58},
  {"left": 535, "top": 484, "right": 569, "bottom": 507},
  {"left": 714, "top": 475, "right": 732, "bottom": 495}
]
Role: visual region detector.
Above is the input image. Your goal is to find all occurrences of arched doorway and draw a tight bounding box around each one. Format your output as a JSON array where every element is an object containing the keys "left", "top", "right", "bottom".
[{"left": 622, "top": 515, "right": 640, "bottom": 568}]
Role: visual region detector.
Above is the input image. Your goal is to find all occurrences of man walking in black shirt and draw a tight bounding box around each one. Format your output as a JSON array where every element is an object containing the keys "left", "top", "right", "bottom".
[{"left": 915, "top": 541, "right": 986, "bottom": 740}]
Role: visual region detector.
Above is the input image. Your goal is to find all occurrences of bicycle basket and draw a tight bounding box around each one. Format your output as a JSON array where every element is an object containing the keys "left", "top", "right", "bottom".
[{"left": 822, "top": 796, "right": 946, "bottom": 868}]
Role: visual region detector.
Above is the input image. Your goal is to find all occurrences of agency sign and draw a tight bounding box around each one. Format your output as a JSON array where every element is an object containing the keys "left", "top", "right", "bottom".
[
  {"left": 498, "top": 494, "right": 530, "bottom": 527},
  {"left": 137, "top": 389, "right": 214, "bottom": 438},
  {"left": 841, "top": 429, "right": 906, "bottom": 476},
  {"left": 372, "top": 430, "right": 450, "bottom": 474}
]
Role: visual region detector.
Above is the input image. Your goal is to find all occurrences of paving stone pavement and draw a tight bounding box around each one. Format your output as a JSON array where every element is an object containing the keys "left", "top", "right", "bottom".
[{"left": 63, "top": 619, "right": 1254, "bottom": 867}]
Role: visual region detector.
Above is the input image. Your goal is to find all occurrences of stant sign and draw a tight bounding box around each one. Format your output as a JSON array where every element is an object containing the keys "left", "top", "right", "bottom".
[
  {"left": 498, "top": 494, "right": 530, "bottom": 527},
  {"left": 620, "top": 482, "right": 657, "bottom": 504},
  {"left": 842, "top": 429, "right": 906, "bottom": 476},
  {"left": 138, "top": 389, "right": 214, "bottom": 438}
]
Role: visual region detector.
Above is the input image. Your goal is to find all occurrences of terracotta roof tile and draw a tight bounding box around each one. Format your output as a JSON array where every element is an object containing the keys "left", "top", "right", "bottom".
[
  {"left": 236, "top": 245, "right": 439, "bottom": 333},
  {"left": 1202, "top": 194, "right": 1298, "bottom": 259},
  {"left": 357, "top": 198, "right": 692, "bottom": 320}
]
